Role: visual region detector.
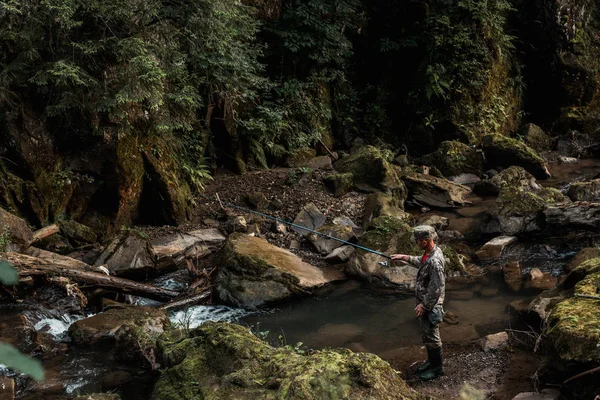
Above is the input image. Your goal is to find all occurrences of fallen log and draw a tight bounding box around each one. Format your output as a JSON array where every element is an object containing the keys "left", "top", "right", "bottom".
[
  {"left": 6, "top": 252, "right": 179, "bottom": 301},
  {"left": 31, "top": 224, "right": 60, "bottom": 243},
  {"left": 24, "top": 248, "right": 94, "bottom": 271}
]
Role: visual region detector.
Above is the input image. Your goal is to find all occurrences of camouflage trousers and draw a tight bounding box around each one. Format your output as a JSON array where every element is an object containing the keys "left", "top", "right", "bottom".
[{"left": 419, "top": 305, "right": 443, "bottom": 349}]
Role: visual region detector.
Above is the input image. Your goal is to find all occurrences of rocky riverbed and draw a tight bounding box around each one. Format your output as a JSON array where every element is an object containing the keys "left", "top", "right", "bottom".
[{"left": 2, "top": 138, "right": 600, "bottom": 400}]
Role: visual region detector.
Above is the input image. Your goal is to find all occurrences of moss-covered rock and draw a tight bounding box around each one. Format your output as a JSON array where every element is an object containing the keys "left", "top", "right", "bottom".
[
  {"left": 333, "top": 146, "right": 407, "bottom": 202},
  {"left": 152, "top": 322, "right": 425, "bottom": 400},
  {"left": 402, "top": 172, "right": 471, "bottom": 208},
  {"left": 362, "top": 192, "right": 414, "bottom": 229},
  {"left": 59, "top": 220, "right": 97, "bottom": 246},
  {"left": 68, "top": 306, "right": 170, "bottom": 365},
  {"left": 474, "top": 166, "right": 540, "bottom": 197},
  {"left": 346, "top": 217, "right": 420, "bottom": 288},
  {"left": 286, "top": 148, "right": 318, "bottom": 167},
  {"left": 482, "top": 134, "right": 550, "bottom": 180},
  {"left": 322, "top": 173, "right": 354, "bottom": 198},
  {"left": 214, "top": 233, "right": 335, "bottom": 308},
  {"left": 519, "top": 123, "right": 551, "bottom": 153},
  {"left": 567, "top": 179, "right": 600, "bottom": 202},
  {"left": 416, "top": 141, "right": 483, "bottom": 177},
  {"left": 566, "top": 248, "right": 600, "bottom": 273},
  {"left": 482, "top": 186, "right": 570, "bottom": 235}
]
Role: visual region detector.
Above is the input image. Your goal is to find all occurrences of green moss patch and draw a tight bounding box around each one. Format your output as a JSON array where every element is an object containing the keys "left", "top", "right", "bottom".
[{"left": 152, "top": 322, "right": 425, "bottom": 400}]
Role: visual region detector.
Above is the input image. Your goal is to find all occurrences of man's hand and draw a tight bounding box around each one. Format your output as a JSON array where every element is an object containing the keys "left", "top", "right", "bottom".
[
  {"left": 391, "top": 254, "right": 408, "bottom": 261},
  {"left": 414, "top": 304, "right": 426, "bottom": 317}
]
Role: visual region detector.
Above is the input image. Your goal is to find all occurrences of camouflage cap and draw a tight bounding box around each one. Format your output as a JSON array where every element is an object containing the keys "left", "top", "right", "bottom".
[{"left": 413, "top": 225, "right": 437, "bottom": 241}]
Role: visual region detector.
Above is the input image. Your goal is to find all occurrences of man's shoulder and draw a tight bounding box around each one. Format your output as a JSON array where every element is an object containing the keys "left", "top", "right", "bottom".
[{"left": 431, "top": 246, "right": 446, "bottom": 265}]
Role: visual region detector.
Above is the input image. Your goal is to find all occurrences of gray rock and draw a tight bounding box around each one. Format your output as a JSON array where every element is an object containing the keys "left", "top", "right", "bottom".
[
  {"left": 151, "top": 228, "right": 226, "bottom": 269},
  {"left": 479, "top": 332, "right": 509, "bottom": 352},
  {"left": 450, "top": 173, "right": 481, "bottom": 185},
  {"left": 544, "top": 202, "right": 600, "bottom": 230},
  {"left": 94, "top": 230, "right": 155, "bottom": 277},
  {"left": 482, "top": 134, "right": 551, "bottom": 180},
  {"left": 0, "top": 207, "right": 33, "bottom": 252},
  {"left": 417, "top": 215, "right": 449, "bottom": 231},
  {"left": 308, "top": 225, "right": 356, "bottom": 255},
  {"left": 437, "top": 230, "right": 465, "bottom": 241},
  {"left": 559, "top": 156, "right": 578, "bottom": 164},
  {"left": 402, "top": 173, "right": 471, "bottom": 209},
  {"left": 325, "top": 245, "right": 355, "bottom": 264},
  {"left": 333, "top": 216, "right": 359, "bottom": 229},
  {"left": 292, "top": 203, "right": 326, "bottom": 235}
]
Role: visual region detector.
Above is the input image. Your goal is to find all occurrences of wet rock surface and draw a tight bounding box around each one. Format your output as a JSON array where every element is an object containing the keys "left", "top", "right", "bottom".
[{"left": 215, "top": 233, "right": 340, "bottom": 308}]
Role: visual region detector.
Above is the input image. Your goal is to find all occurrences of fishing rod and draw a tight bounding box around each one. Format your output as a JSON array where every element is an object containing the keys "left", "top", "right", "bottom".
[{"left": 216, "top": 194, "right": 394, "bottom": 264}]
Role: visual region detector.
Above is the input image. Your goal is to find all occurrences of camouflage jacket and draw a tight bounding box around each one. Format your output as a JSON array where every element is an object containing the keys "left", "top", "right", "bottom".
[{"left": 407, "top": 245, "right": 446, "bottom": 310}]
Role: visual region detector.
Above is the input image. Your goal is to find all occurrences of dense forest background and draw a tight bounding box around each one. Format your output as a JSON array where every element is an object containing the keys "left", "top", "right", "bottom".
[{"left": 1, "top": 0, "right": 599, "bottom": 234}]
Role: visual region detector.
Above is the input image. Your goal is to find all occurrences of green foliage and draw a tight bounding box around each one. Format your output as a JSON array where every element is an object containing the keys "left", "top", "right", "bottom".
[
  {"left": 0, "top": 342, "right": 45, "bottom": 381},
  {"left": 0, "top": 261, "right": 45, "bottom": 381},
  {"left": 0, "top": 260, "right": 17, "bottom": 285}
]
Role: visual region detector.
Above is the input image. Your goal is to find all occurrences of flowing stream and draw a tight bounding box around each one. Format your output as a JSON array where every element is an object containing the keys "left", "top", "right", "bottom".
[{"left": 6, "top": 159, "right": 600, "bottom": 399}]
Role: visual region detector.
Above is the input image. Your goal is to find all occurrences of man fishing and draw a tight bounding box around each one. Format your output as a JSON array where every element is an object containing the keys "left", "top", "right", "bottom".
[{"left": 391, "top": 225, "right": 446, "bottom": 380}]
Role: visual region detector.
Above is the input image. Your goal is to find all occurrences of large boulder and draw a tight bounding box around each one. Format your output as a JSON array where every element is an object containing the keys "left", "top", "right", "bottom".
[
  {"left": 361, "top": 192, "right": 413, "bottom": 229},
  {"left": 519, "top": 123, "right": 552, "bottom": 153},
  {"left": 346, "top": 217, "right": 420, "bottom": 289},
  {"left": 482, "top": 134, "right": 551, "bottom": 180},
  {"left": 308, "top": 225, "right": 356, "bottom": 255},
  {"left": 151, "top": 229, "right": 226, "bottom": 270},
  {"left": 152, "top": 322, "right": 422, "bottom": 400},
  {"left": 333, "top": 146, "right": 407, "bottom": 200},
  {"left": 567, "top": 179, "right": 600, "bottom": 202},
  {"left": 0, "top": 207, "right": 33, "bottom": 252},
  {"left": 69, "top": 306, "right": 169, "bottom": 346},
  {"left": 402, "top": 172, "right": 471, "bottom": 208},
  {"left": 481, "top": 187, "right": 570, "bottom": 235},
  {"left": 544, "top": 202, "right": 600, "bottom": 231},
  {"left": 94, "top": 230, "right": 156, "bottom": 278},
  {"left": 474, "top": 166, "right": 541, "bottom": 197},
  {"left": 215, "top": 233, "right": 335, "bottom": 308},
  {"left": 416, "top": 141, "right": 483, "bottom": 177},
  {"left": 545, "top": 261, "right": 600, "bottom": 366}
]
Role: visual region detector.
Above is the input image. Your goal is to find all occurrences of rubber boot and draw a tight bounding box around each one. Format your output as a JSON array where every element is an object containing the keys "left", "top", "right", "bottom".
[
  {"left": 416, "top": 348, "right": 433, "bottom": 373},
  {"left": 419, "top": 347, "right": 445, "bottom": 381}
]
